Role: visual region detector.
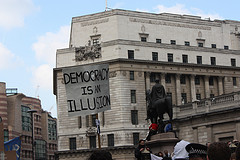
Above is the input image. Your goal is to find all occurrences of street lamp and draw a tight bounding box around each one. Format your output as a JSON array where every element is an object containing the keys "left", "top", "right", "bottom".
[{"left": 27, "top": 110, "right": 37, "bottom": 160}]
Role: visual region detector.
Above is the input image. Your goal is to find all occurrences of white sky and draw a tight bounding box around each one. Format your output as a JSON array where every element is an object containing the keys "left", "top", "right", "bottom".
[{"left": 0, "top": 0, "right": 239, "bottom": 118}]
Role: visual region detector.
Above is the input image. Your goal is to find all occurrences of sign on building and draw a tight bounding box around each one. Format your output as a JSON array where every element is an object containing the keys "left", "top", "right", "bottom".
[{"left": 63, "top": 64, "right": 111, "bottom": 117}]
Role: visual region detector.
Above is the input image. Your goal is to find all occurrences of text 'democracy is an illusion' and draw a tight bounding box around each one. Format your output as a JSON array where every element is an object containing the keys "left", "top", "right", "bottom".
[{"left": 62, "top": 63, "right": 111, "bottom": 117}]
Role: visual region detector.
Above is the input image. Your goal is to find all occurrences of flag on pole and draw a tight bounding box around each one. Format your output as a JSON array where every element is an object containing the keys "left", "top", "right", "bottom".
[
  {"left": 96, "top": 119, "right": 100, "bottom": 134},
  {"left": 4, "top": 137, "right": 21, "bottom": 160}
]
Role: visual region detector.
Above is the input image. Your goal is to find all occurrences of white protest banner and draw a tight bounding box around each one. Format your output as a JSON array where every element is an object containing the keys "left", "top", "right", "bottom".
[{"left": 62, "top": 63, "right": 111, "bottom": 117}]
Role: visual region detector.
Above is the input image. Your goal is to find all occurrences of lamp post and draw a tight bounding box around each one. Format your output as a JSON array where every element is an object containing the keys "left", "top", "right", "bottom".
[{"left": 27, "top": 110, "right": 37, "bottom": 160}]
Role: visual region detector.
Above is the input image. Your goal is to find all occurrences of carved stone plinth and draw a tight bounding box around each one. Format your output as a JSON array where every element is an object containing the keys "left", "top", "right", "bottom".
[{"left": 146, "top": 132, "right": 179, "bottom": 155}]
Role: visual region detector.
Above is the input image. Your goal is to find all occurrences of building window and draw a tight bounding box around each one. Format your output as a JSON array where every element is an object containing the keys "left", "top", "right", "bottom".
[
  {"left": 4, "top": 130, "right": 9, "bottom": 142},
  {"left": 231, "top": 58, "right": 236, "bottom": 67},
  {"left": 210, "top": 94, "right": 215, "bottom": 98},
  {"left": 130, "top": 71, "right": 134, "bottom": 80},
  {"left": 152, "top": 52, "right": 158, "bottom": 61},
  {"left": 198, "top": 42, "right": 203, "bottom": 47},
  {"left": 150, "top": 73, "right": 156, "bottom": 82},
  {"left": 209, "top": 77, "right": 214, "bottom": 86},
  {"left": 197, "top": 56, "right": 202, "bottom": 64},
  {"left": 78, "top": 116, "right": 82, "bottom": 128},
  {"left": 35, "top": 140, "right": 47, "bottom": 159},
  {"left": 165, "top": 74, "right": 171, "bottom": 83},
  {"left": 233, "top": 77, "right": 237, "bottom": 86},
  {"left": 91, "top": 114, "right": 97, "bottom": 127},
  {"left": 48, "top": 119, "right": 57, "bottom": 140},
  {"left": 211, "top": 44, "right": 216, "bottom": 48},
  {"left": 107, "top": 134, "right": 114, "bottom": 147},
  {"left": 168, "top": 53, "right": 173, "bottom": 62},
  {"left": 133, "top": 133, "right": 139, "bottom": 146},
  {"left": 89, "top": 136, "right": 96, "bottom": 149},
  {"left": 131, "top": 110, "right": 138, "bottom": 125},
  {"left": 224, "top": 45, "right": 229, "bottom": 50},
  {"left": 156, "top": 39, "right": 161, "bottom": 43},
  {"left": 167, "top": 92, "right": 172, "bottom": 103},
  {"left": 196, "top": 94, "right": 201, "bottom": 100},
  {"left": 92, "top": 38, "right": 100, "bottom": 45},
  {"left": 182, "top": 55, "right": 188, "bottom": 63},
  {"left": 180, "top": 75, "right": 186, "bottom": 84},
  {"left": 21, "top": 106, "right": 31, "bottom": 132},
  {"left": 181, "top": 93, "right": 187, "bottom": 104},
  {"left": 69, "top": 138, "right": 76, "bottom": 150},
  {"left": 185, "top": 41, "right": 190, "bottom": 46},
  {"left": 128, "top": 50, "right": 134, "bottom": 59},
  {"left": 141, "top": 37, "right": 147, "bottom": 42},
  {"left": 131, "top": 90, "right": 136, "bottom": 103},
  {"left": 195, "top": 76, "right": 200, "bottom": 85},
  {"left": 210, "top": 57, "right": 216, "bottom": 65},
  {"left": 86, "top": 115, "right": 90, "bottom": 127},
  {"left": 170, "top": 40, "right": 176, "bottom": 45}
]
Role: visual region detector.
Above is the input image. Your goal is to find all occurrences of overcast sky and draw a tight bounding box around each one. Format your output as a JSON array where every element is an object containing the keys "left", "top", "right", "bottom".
[{"left": 0, "top": 0, "right": 239, "bottom": 118}]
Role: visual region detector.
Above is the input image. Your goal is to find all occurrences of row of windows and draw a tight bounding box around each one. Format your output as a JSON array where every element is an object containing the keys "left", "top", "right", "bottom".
[
  {"left": 22, "top": 135, "right": 32, "bottom": 144},
  {"left": 69, "top": 132, "right": 140, "bottom": 150},
  {"left": 48, "top": 119, "right": 57, "bottom": 140},
  {"left": 140, "top": 37, "right": 229, "bottom": 50},
  {"left": 128, "top": 50, "right": 237, "bottom": 67},
  {"left": 49, "top": 143, "right": 57, "bottom": 150}
]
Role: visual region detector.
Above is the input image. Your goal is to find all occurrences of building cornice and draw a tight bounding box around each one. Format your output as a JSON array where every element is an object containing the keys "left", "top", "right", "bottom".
[
  {"left": 72, "top": 9, "right": 227, "bottom": 27},
  {"left": 102, "top": 39, "right": 240, "bottom": 55}
]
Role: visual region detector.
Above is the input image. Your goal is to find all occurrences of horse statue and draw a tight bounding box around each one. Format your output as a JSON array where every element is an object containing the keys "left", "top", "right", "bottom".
[{"left": 146, "top": 80, "right": 173, "bottom": 132}]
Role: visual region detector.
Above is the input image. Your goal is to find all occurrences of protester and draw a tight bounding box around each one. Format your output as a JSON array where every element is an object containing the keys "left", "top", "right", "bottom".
[
  {"left": 135, "top": 139, "right": 151, "bottom": 160},
  {"left": 88, "top": 150, "right": 113, "bottom": 160},
  {"left": 163, "top": 150, "right": 172, "bottom": 160},
  {"left": 236, "top": 143, "right": 240, "bottom": 160},
  {"left": 186, "top": 143, "right": 207, "bottom": 160},
  {"left": 207, "top": 142, "right": 231, "bottom": 160},
  {"left": 157, "top": 151, "right": 164, "bottom": 158},
  {"left": 146, "top": 123, "right": 158, "bottom": 141},
  {"left": 172, "top": 140, "right": 190, "bottom": 160}
]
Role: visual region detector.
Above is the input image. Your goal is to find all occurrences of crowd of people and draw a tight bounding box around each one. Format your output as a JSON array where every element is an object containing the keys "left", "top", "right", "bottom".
[{"left": 135, "top": 139, "right": 240, "bottom": 160}]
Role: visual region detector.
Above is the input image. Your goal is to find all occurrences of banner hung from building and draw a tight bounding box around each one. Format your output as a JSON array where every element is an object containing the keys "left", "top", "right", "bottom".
[{"left": 63, "top": 63, "right": 111, "bottom": 117}]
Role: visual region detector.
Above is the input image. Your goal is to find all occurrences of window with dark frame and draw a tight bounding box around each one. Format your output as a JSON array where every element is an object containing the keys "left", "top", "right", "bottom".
[
  {"left": 231, "top": 58, "right": 236, "bottom": 67},
  {"left": 156, "top": 39, "right": 161, "bottom": 43},
  {"left": 210, "top": 94, "right": 215, "bottom": 98},
  {"left": 107, "top": 134, "right": 114, "bottom": 147},
  {"left": 128, "top": 50, "right": 134, "bottom": 59},
  {"left": 233, "top": 77, "right": 237, "bottom": 86},
  {"left": 185, "top": 41, "right": 190, "bottom": 46},
  {"left": 181, "top": 93, "right": 187, "bottom": 104},
  {"left": 152, "top": 52, "right": 158, "bottom": 61},
  {"left": 91, "top": 114, "right": 97, "bottom": 127},
  {"left": 141, "top": 37, "right": 147, "bottom": 42},
  {"left": 195, "top": 76, "right": 200, "bottom": 85},
  {"left": 180, "top": 75, "right": 186, "bottom": 84},
  {"left": 133, "top": 133, "right": 139, "bottom": 146},
  {"left": 130, "top": 71, "right": 134, "bottom": 80},
  {"left": 150, "top": 73, "right": 156, "bottom": 82},
  {"left": 196, "top": 94, "right": 201, "bottom": 100},
  {"left": 198, "top": 42, "right": 203, "bottom": 47},
  {"left": 4, "top": 130, "right": 9, "bottom": 142},
  {"left": 89, "top": 136, "right": 96, "bottom": 149},
  {"left": 165, "top": 74, "right": 171, "bottom": 83},
  {"left": 210, "top": 57, "right": 216, "bottom": 65},
  {"left": 167, "top": 92, "right": 172, "bottom": 103},
  {"left": 69, "top": 137, "right": 76, "bottom": 150},
  {"left": 171, "top": 40, "right": 176, "bottom": 45},
  {"left": 131, "top": 90, "right": 136, "bottom": 103},
  {"left": 168, "top": 53, "right": 173, "bottom": 62},
  {"left": 211, "top": 44, "right": 216, "bottom": 48},
  {"left": 209, "top": 77, "right": 214, "bottom": 86},
  {"left": 224, "top": 45, "right": 229, "bottom": 50},
  {"left": 131, "top": 110, "right": 138, "bottom": 125},
  {"left": 182, "top": 55, "right": 188, "bottom": 63},
  {"left": 78, "top": 116, "right": 82, "bottom": 128},
  {"left": 197, "top": 56, "right": 202, "bottom": 64},
  {"left": 92, "top": 38, "right": 100, "bottom": 45}
]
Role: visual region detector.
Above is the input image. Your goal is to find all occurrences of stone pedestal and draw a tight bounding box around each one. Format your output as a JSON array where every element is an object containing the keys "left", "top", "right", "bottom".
[{"left": 145, "top": 132, "right": 180, "bottom": 155}]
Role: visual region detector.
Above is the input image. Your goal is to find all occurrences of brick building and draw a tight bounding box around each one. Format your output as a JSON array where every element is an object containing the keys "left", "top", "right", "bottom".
[{"left": 0, "top": 82, "right": 57, "bottom": 160}]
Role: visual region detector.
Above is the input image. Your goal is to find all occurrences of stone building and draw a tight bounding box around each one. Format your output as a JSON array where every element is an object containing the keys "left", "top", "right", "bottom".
[
  {"left": 54, "top": 9, "right": 240, "bottom": 159},
  {"left": 0, "top": 82, "right": 57, "bottom": 160}
]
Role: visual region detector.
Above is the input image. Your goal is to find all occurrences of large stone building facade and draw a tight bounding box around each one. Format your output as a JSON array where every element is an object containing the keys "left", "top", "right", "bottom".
[
  {"left": 0, "top": 82, "right": 57, "bottom": 160},
  {"left": 54, "top": 9, "right": 240, "bottom": 159}
]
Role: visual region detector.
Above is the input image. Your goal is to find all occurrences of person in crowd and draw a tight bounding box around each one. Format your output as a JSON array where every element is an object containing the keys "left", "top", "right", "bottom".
[
  {"left": 185, "top": 143, "right": 207, "bottom": 160},
  {"left": 163, "top": 150, "right": 172, "bottom": 160},
  {"left": 157, "top": 152, "right": 164, "bottom": 158},
  {"left": 207, "top": 142, "right": 231, "bottom": 160},
  {"left": 206, "top": 142, "right": 211, "bottom": 148},
  {"left": 236, "top": 143, "right": 240, "bottom": 160},
  {"left": 88, "top": 150, "right": 113, "bottom": 160},
  {"left": 164, "top": 121, "right": 172, "bottom": 133},
  {"left": 146, "top": 123, "right": 158, "bottom": 141},
  {"left": 135, "top": 139, "right": 151, "bottom": 160},
  {"left": 172, "top": 140, "right": 190, "bottom": 160}
]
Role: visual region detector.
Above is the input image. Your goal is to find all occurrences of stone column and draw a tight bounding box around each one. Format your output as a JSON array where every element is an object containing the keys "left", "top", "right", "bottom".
[
  {"left": 145, "top": 72, "right": 151, "bottom": 91},
  {"left": 236, "top": 122, "right": 240, "bottom": 140},
  {"left": 206, "top": 125, "right": 213, "bottom": 143},
  {"left": 190, "top": 75, "right": 197, "bottom": 102},
  {"left": 204, "top": 76, "right": 210, "bottom": 98},
  {"left": 175, "top": 74, "right": 182, "bottom": 105},
  {"left": 160, "top": 73, "right": 166, "bottom": 89},
  {"left": 193, "top": 127, "right": 199, "bottom": 143},
  {"left": 218, "top": 76, "right": 224, "bottom": 95}
]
